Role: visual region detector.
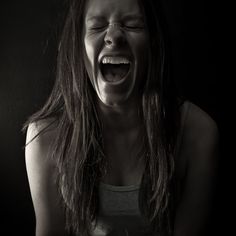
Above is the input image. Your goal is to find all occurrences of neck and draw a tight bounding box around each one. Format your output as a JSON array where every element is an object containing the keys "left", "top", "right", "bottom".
[
  {"left": 96, "top": 98, "right": 142, "bottom": 133},
  {"left": 96, "top": 98, "right": 145, "bottom": 180}
]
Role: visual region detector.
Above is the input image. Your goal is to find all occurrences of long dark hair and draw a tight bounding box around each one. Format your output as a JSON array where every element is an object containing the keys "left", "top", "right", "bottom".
[{"left": 24, "top": 0, "right": 181, "bottom": 235}]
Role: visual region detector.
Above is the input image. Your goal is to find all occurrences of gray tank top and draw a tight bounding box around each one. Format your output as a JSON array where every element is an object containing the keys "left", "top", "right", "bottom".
[
  {"left": 90, "top": 101, "right": 191, "bottom": 236},
  {"left": 90, "top": 182, "right": 155, "bottom": 236}
]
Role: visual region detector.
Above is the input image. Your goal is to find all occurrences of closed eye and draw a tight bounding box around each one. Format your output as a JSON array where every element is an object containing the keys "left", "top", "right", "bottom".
[
  {"left": 123, "top": 24, "right": 145, "bottom": 32},
  {"left": 89, "top": 25, "right": 108, "bottom": 31},
  {"left": 86, "top": 17, "right": 108, "bottom": 31},
  {"left": 123, "top": 19, "right": 145, "bottom": 31},
  {"left": 124, "top": 25, "right": 145, "bottom": 30}
]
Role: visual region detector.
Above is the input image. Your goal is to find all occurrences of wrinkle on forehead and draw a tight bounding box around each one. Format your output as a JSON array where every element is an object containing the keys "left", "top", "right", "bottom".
[{"left": 84, "top": 0, "right": 143, "bottom": 20}]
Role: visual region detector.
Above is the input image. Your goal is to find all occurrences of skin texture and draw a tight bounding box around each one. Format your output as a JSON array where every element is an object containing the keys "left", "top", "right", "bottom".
[
  {"left": 25, "top": 121, "right": 67, "bottom": 236},
  {"left": 173, "top": 103, "right": 219, "bottom": 236},
  {"left": 25, "top": 102, "right": 219, "bottom": 236},
  {"left": 83, "top": 0, "right": 148, "bottom": 107},
  {"left": 25, "top": 0, "right": 219, "bottom": 235},
  {"left": 83, "top": 0, "right": 149, "bottom": 181}
]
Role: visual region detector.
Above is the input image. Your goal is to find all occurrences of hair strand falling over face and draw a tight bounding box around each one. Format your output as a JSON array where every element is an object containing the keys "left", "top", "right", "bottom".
[{"left": 24, "top": 0, "right": 182, "bottom": 235}]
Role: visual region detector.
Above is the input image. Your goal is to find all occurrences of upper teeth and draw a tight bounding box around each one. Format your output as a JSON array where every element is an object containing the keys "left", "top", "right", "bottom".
[{"left": 102, "top": 57, "right": 130, "bottom": 64}]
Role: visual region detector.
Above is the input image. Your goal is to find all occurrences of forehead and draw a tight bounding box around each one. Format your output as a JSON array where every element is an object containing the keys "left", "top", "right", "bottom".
[{"left": 84, "top": 0, "right": 143, "bottom": 19}]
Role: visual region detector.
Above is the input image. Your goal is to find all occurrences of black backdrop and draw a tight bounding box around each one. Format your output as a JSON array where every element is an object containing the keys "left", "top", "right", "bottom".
[{"left": 0, "top": 0, "right": 230, "bottom": 235}]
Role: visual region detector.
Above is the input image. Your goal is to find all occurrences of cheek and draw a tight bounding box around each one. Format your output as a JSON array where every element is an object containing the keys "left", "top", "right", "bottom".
[
  {"left": 137, "top": 36, "right": 148, "bottom": 59},
  {"left": 83, "top": 33, "right": 104, "bottom": 90},
  {"left": 132, "top": 35, "right": 149, "bottom": 73},
  {"left": 84, "top": 33, "right": 104, "bottom": 65},
  {"left": 83, "top": 35, "right": 99, "bottom": 83},
  {"left": 83, "top": 35, "right": 96, "bottom": 89},
  {"left": 129, "top": 33, "right": 148, "bottom": 59},
  {"left": 84, "top": 35, "right": 95, "bottom": 67}
]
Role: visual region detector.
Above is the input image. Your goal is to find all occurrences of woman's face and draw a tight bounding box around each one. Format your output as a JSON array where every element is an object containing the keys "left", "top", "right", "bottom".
[{"left": 83, "top": 0, "right": 148, "bottom": 107}]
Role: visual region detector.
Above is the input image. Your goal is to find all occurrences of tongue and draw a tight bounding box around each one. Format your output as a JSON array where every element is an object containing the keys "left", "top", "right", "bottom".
[
  {"left": 104, "top": 72, "right": 123, "bottom": 82},
  {"left": 102, "top": 64, "right": 129, "bottom": 82}
]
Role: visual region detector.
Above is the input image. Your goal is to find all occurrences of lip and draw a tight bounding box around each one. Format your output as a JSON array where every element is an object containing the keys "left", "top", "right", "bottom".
[
  {"left": 99, "top": 53, "right": 132, "bottom": 65},
  {"left": 98, "top": 53, "right": 133, "bottom": 85}
]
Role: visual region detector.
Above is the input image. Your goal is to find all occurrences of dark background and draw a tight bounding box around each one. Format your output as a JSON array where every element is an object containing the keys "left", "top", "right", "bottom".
[{"left": 0, "top": 0, "right": 230, "bottom": 235}]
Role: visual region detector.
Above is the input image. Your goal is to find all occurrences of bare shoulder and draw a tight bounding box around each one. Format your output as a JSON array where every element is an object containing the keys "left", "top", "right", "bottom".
[
  {"left": 182, "top": 101, "right": 219, "bottom": 158},
  {"left": 26, "top": 118, "right": 58, "bottom": 151},
  {"left": 25, "top": 119, "right": 66, "bottom": 235},
  {"left": 184, "top": 101, "right": 218, "bottom": 137},
  {"left": 179, "top": 100, "right": 219, "bottom": 181},
  {"left": 174, "top": 102, "right": 219, "bottom": 235},
  {"left": 26, "top": 118, "right": 59, "bottom": 164},
  {"left": 25, "top": 118, "right": 59, "bottom": 180}
]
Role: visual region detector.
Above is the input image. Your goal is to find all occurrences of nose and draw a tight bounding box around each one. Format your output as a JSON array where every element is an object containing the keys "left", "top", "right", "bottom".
[{"left": 104, "top": 23, "right": 125, "bottom": 48}]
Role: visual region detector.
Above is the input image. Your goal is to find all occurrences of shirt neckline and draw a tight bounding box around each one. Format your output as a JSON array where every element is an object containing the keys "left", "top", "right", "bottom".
[{"left": 99, "top": 182, "right": 141, "bottom": 192}]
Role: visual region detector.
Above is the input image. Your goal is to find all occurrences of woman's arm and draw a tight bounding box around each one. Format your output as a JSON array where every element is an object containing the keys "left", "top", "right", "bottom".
[
  {"left": 25, "top": 122, "right": 68, "bottom": 236},
  {"left": 174, "top": 103, "right": 219, "bottom": 236}
]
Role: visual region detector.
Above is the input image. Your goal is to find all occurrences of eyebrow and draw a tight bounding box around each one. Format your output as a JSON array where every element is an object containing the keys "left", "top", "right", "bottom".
[
  {"left": 122, "top": 14, "right": 144, "bottom": 21},
  {"left": 86, "top": 16, "right": 107, "bottom": 23},
  {"left": 86, "top": 14, "right": 144, "bottom": 23}
]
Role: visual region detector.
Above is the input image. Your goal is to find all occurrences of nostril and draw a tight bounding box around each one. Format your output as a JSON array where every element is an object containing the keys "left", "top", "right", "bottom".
[
  {"left": 104, "top": 26, "right": 125, "bottom": 47},
  {"left": 106, "top": 39, "right": 112, "bottom": 45},
  {"left": 104, "top": 36, "right": 125, "bottom": 48}
]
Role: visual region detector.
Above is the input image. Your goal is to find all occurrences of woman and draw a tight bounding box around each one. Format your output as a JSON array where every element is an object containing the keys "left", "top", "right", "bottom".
[{"left": 24, "top": 0, "right": 219, "bottom": 235}]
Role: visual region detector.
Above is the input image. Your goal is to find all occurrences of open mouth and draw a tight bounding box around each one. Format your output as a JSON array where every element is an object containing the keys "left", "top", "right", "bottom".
[{"left": 100, "top": 56, "right": 131, "bottom": 83}]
